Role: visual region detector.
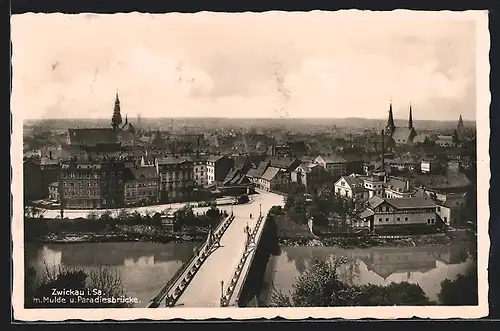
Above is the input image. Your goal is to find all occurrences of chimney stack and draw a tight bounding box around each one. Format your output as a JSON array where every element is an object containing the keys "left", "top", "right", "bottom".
[
  {"left": 381, "top": 129, "right": 385, "bottom": 172},
  {"left": 197, "top": 135, "right": 200, "bottom": 158},
  {"left": 49, "top": 150, "right": 53, "bottom": 160},
  {"left": 172, "top": 142, "right": 175, "bottom": 157}
]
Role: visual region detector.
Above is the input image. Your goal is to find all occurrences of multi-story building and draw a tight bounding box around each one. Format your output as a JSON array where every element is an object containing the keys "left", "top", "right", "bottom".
[
  {"left": 23, "top": 157, "right": 60, "bottom": 201},
  {"left": 59, "top": 157, "right": 126, "bottom": 209},
  {"left": 293, "top": 163, "right": 330, "bottom": 193},
  {"left": 355, "top": 196, "right": 437, "bottom": 232},
  {"left": 157, "top": 156, "right": 195, "bottom": 202},
  {"left": 259, "top": 166, "right": 290, "bottom": 192},
  {"left": 384, "top": 176, "right": 415, "bottom": 199},
  {"left": 123, "top": 166, "right": 159, "bottom": 206},
  {"left": 358, "top": 173, "right": 385, "bottom": 199},
  {"left": 206, "top": 155, "right": 234, "bottom": 186},
  {"left": 314, "top": 154, "right": 348, "bottom": 181},
  {"left": 192, "top": 156, "right": 208, "bottom": 187},
  {"left": 334, "top": 175, "right": 369, "bottom": 201}
]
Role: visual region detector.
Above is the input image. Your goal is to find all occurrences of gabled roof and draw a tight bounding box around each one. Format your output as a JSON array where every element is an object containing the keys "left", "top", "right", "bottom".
[
  {"left": 385, "top": 177, "right": 409, "bottom": 192},
  {"left": 392, "top": 127, "right": 415, "bottom": 142},
  {"left": 68, "top": 128, "right": 119, "bottom": 146},
  {"left": 126, "top": 166, "right": 157, "bottom": 180},
  {"left": 358, "top": 209, "right": 375, "bottom": 219},
  {"left": 267, "top": 157, "right": 300, "bottom": 171},
  {"left": 261, "top": 166, "right": 281, "bottom": 181},
  {"left": 252, "top": 160, "right": 270, "bottom": 178},
  {"left": 385, "top": 197, "right": 436, "bottom": 209},
  {"left": 316, "top": 154, "right": 346, "bottom": 164},
  {"left": 366, "top": 196, "right": 385, "bottom": 209}
]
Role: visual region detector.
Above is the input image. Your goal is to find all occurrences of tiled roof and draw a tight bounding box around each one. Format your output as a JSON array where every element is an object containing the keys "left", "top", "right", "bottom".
[
  {"left": 267, "top": 157, "right": 300, "bottom": 170},
  {"left": 317, "top": 154, "right": 346, "bottom": 164},
  {"left": 366, "top": 196, "right": 385, "bottom": 209},
  {"left": 392, "top": 127, "right": 415, "bottom": 142},
  {"left": 126, "top": 166, "right": 157, "bottom": 180},
  {"left": 246, "top": 167, "right": 259, "bottom": 178},
  {"left": 156, "top": 156, "right": 192, "bottom": 165},
  {"left": 49, "top": 182, "right": 59, "bottom": 187},
  {"left": 385, "top": 177, "right": 409, "bottom": 192},
  {"left": 207, "top": 155, "right": 225, "bottom": 162},
  {"left": 261, "top": 166, "right": 281, "bottom": 181},
  {"left": 253, "top": 161, "right": 271, "bottom": 178},
  {"left": 413, "top": 134, "right": 429, "bottom": 143},
  {"left": 339, "top": 176, "right": 365, "bottom": 189},
  {"left": 385, "top": 197, "right": 436, "bottom": 209},
  {"left": 68, "top": 128, "right": 119, "bottom": 146},
  {"left": 358, "top": 209, "right": 375, "bottom": 219}
]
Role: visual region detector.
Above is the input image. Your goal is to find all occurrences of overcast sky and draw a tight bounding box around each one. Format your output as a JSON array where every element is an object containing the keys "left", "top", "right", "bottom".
[{"left": 11, "top": 11, "right": 478, "bottom": 121}]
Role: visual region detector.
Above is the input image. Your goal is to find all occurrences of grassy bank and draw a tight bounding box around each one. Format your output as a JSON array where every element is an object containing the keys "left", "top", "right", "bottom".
[
  {"left": 274, "top": 213, "right": 473, "bottom": 249},
  {"left": 25, "top": 206, "right": 225, "bottom": 245}
]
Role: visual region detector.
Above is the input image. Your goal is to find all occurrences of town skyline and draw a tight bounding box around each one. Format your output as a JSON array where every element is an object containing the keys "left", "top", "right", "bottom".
[{"left": 12, "top": 11, "right": 477, "bottom": 121}]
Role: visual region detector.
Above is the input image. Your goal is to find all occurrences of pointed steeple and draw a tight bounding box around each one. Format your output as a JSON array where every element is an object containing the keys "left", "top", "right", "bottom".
[
  {"left": 111, "top": 92, "right": 123, "bottom": 130},
  {"left": 408, "top": 103, "right": 413, "bottom": 129},
  {"left": 458, "top": 114, "right": 464, "bottom": 126},
  {"left": 386, "top": 100, "right": 396, "bottom": 135}
]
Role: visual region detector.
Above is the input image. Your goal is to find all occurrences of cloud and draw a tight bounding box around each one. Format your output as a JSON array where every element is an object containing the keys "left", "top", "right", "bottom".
[{"left": 11, "top": 12, "right": 478, "bottom": 120}]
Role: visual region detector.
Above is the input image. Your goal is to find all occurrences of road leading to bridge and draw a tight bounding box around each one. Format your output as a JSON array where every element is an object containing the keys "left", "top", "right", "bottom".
[{"left": 172, "top": 190, "right": 284, "bottom": 307}]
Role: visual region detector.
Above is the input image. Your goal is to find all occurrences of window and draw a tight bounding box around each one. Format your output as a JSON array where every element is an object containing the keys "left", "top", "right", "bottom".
[
  {"left": 444, "top": 217, "right": 448, "bottom": 222},
  {"left": 427, "top": 219, "right": 430, "bottom": 224},
  {"left": 397, "top": 217, "right": 400, "bottom": 222},
  {"left": 404, "top": 217, "right": 408, "bottom": 221},
  {"left": 386, "top": 218, "right": 389, "bottom": 222},
  {"left": 437, "top": 206, "right": 441, "bottom": 211},
  {"left": 379, "top": 218, "right": 382, "bottom": 222}
]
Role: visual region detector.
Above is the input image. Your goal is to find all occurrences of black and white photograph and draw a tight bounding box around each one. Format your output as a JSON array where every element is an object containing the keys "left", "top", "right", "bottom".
[{"left": 11, "top": 9, "right": 490, "bottom": 320}]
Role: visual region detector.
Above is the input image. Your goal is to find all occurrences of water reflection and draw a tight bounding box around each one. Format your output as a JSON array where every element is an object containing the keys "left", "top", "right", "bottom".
[
  {"left": 265, "top": 243, "right": 475, "bottom": 304},
  {"left": 25, "top": 242, "right": 195, "bottom": 307}
]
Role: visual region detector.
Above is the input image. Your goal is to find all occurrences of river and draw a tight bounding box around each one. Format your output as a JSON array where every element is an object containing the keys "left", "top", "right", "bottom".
[
  {"left": 258, "top": 242, "right": 475, "bottom": 306},
  {"left": 25, "top": 241, "right": 475, "bottom": 307},
  {"left": 25, "top": 242, "right": 196, "bottom": 307}
]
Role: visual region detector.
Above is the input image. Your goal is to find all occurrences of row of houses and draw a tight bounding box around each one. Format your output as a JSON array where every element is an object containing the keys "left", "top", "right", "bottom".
[{"left": 333, "top": 170, "right": 472, "bottom": 229}]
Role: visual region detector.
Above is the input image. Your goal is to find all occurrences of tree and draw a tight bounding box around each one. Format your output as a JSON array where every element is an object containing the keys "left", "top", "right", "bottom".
[
  {"left": 25, "top": 264, "right": 132, "bottom": 308},
  {"left": 24, "top": 205, "right": 46, "bottom": 220},
  {"left": 269, "top": 257, "right": 432, "bottom": 307},
  {"left": 437, "top": 267, "right": 478, "bottom": 305}
]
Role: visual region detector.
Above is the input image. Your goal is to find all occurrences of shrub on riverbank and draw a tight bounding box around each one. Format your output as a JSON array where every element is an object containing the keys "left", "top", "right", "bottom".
[
  {"left": 25, "top": 206, "right": 226, "bottom": 243},
  {"left": 269, "top": 257, "right": 434, "bottom": 307},
  {"left": 25, "top": 264, "right": 132, "bottom": 308}
]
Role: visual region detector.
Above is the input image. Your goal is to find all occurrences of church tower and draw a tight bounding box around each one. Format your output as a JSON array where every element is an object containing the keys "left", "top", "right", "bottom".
[
  {"left": 408, "top": 103, "right": 413, "bottom": 129},
  {"left": 111, "top": 92, "right": 123, "bottom": 130},
  {"left": 386, "top": 101, "right": 396, "bottom": 135}
]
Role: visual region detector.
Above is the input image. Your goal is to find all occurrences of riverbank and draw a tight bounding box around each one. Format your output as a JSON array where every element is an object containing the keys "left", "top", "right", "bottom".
[
  {"left": 273, "top": 213, "right": 474, "bottom": 248},
  {"left": 278, "top": 231, "right": 473, "bottom": 248},
  {"left": 26, "top": 224, "right": 209, "bottom": 245}
]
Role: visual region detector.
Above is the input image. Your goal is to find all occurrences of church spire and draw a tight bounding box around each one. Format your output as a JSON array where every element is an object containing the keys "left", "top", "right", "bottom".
[
  {"left": 386, "top": 100, "right": 396, "bottom": 135},
  {"left": 408, "top": 103, "right": 413, "bottom": 129},
  {"left": 111, "top": 92, "right": 122, "bottom": 130}
]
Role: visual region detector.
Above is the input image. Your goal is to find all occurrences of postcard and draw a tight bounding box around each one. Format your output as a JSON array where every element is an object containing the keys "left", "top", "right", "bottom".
[{"left": 11, "top": 9, "right": 490, "bottom": 321}]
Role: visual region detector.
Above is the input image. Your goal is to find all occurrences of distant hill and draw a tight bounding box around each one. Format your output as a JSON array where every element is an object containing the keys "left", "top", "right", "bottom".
[{"left": 23, "top": 117, "right": 475, "bottom": 133}]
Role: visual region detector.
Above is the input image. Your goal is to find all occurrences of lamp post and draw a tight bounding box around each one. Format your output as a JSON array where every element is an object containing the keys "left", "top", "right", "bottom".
[
  {"left": 259, "top": 203, "right": 262, "bottom": 217},
  {"left": 220, "top": 280, "right": 224, "bottom": 303},
  {"left": 231, "top": 204, "right": 233, "bottom": 216}
]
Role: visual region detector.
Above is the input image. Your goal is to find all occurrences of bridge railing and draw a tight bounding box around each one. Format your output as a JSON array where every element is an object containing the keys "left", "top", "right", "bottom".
[
  {"left": 148, "top": 214, "right": 235, "bottom": 308},
  {"left": 220, "top": 214, "right": 265, "bottom": 307}
]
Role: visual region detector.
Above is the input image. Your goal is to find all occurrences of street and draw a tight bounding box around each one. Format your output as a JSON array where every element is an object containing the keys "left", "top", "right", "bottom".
[{"left": 39, "top": 197, "right": 236, "bottom": 219}]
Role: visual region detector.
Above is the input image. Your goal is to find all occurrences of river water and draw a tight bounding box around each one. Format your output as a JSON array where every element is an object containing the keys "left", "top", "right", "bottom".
[{"left": 25, "top": 241, "right": 475, "bottom": 307}]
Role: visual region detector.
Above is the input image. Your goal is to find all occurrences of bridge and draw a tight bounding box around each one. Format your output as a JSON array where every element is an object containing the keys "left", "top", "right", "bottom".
[{"left": 148, "top": 190, "right": 284, "bottom": 308}]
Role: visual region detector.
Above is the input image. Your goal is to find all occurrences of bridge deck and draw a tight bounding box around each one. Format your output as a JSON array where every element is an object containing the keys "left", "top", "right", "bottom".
[{"left": 172, "top": 190, "right": 284, "bottom": 307}]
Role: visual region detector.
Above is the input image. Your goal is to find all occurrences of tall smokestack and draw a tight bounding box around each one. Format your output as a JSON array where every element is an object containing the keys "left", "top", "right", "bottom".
[
  {"left": 381, "top": 129, "right": 385, "bottom": 173},
  {"left": 196, "top": 135, "right": 200, "bottom": 158},
  {"left": 172, "top": 141, "right": 175, "bottom": 157}
]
